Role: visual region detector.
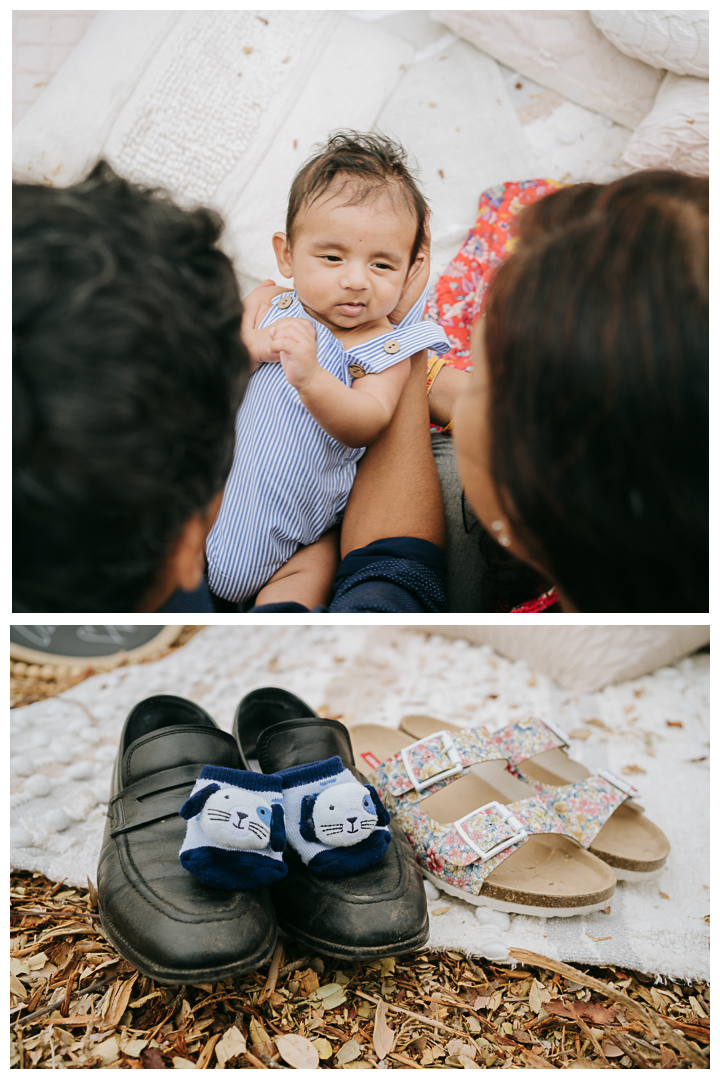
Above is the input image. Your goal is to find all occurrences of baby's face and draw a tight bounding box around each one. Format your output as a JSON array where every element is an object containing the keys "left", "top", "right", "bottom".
[{"left": 282, "top": 186, "right": 416, "bottom": 331}]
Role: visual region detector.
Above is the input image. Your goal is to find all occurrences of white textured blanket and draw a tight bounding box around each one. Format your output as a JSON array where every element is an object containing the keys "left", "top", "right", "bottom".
[{"left": 10, "top": 627, "right": 709, "bottom": 982}]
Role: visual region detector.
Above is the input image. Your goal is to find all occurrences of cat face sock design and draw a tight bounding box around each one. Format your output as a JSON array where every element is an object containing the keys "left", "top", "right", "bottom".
[
  {"left": 278, "top": 756, "right": 391, "bottom": 877},
  {"left": 179, "top": 766, "right": 287, "bottom": 889}
]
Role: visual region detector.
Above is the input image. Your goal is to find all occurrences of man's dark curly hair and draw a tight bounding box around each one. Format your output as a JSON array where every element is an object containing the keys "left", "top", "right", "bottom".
[
  {"left": 13, "top": 161, "right": 249, "bottom": 612},
  {"left": 286, "top": 130, "right": 429, "bottom": 268}
]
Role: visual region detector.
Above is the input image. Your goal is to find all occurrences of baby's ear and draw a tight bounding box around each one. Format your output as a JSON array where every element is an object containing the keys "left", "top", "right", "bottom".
[
  {"left": 270, "top": 803, "right": 286, "bottom": 852},
  {"left": 179, "top": 783, "right": 220, "bottom": 820},
  {"left": 364, "top": 785, "right": 390, "bottom": 826},
  {"left": 299, "top": 793, "right": 318, "bottom": 842},
  {"left": 272, "top": 232, "right": 293, "bottom": 279}
]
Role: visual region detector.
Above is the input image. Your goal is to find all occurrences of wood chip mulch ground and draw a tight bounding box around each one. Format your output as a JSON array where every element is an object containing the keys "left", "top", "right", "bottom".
[{"left": 10, "top": 628, "right": 710, "bottom": 1069}]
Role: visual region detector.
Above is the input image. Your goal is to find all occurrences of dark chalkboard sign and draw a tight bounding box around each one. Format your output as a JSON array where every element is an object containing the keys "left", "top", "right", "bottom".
[{"left": 10, "top": 625, "right": 182, "bottom": 666}]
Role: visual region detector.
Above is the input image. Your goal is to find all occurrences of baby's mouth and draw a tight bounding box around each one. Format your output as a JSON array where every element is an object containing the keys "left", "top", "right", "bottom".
[{"left": 337, "top": 302, "right": 365, "bottom": 316}]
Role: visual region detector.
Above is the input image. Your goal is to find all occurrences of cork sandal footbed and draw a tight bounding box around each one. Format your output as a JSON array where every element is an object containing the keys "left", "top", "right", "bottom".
[
  {"left": 401, "top": 716, "right": 670, "bottom": 880},
  {"left": 350, "top": 725, "right": 615, "bottom": 916}
]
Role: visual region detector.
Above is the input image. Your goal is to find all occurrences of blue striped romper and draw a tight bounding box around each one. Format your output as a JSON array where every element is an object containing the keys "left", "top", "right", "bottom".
[{"left": 206, "top": 288, "right": 451, "bottom": 602}]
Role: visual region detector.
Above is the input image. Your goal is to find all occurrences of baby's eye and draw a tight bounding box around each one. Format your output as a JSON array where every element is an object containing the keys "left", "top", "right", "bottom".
[
  {"left": 373, "top": 262, "right": 394, "bottom": 271},
  {"left": 321, "top": 255, "right": 342, "bottom": 262}
]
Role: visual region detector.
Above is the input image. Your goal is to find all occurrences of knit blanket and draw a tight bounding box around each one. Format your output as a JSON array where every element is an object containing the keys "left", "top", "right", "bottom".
[{"left": 10, "top": 626, "right": 709, "bottom": 982}]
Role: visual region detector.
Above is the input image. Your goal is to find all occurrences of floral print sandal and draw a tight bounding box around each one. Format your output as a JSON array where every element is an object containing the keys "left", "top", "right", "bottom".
[
  {"left": 349, "top": 725, "right": 615, "bottom": 917},
  {"left": 401, "top": 715, "right": 670, "bottom": 882}
]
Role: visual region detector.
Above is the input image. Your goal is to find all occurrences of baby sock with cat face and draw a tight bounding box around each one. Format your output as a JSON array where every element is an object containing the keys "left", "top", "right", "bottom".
[
  {"left": 278, "top": 756, "right": 391, "bottom": 877},
  {"left": 179, "top": 766, "right": 287, "bottom": 889}
]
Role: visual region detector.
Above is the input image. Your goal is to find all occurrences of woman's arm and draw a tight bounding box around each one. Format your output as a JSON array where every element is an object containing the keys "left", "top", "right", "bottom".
[
  {"left": 428, "top": 363, "right": 470, "bottom": 427},
  {"left": 340, "top": 350, "right": 445, "bottom": 557}
]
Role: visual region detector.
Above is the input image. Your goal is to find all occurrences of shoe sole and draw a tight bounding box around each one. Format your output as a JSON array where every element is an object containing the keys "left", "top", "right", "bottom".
[
  {"left": 421, "top": 871, "right": 612, "bottom": 918},
  {"left": 610, "top": 865, "right": 666, "bottom": 883},
  {"left": 99, "top": 904, "right": 277, "bottom": 986},
  {"left": 275, "top": 913, "right": 430, "bottom": 961}
]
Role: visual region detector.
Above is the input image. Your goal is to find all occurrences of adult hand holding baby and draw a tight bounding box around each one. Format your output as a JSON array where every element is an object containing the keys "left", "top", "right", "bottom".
[{"left": 388, "top": 210, "right": 430, "bottom": 326}]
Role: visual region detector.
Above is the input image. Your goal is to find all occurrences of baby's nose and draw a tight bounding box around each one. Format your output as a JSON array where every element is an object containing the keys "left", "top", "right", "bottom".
[{"left": 340, "top": 264, "right": 368, "bottom": 290}]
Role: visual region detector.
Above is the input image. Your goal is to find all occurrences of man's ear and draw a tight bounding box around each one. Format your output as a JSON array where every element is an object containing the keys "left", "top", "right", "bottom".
[
  {"left": 167, "top": 515, "right": 206, "bottom": 593},
  {"left": 167, "top": 490, "right": 224, "bottom": 593},
  {"left": 272, "top": 232, "right": 293, "bottom": 279},
  {"left": 140, "top": 491, "right": 224, "bottom": 611}
]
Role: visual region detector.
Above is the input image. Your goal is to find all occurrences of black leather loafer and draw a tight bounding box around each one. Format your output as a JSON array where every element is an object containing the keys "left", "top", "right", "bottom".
[
  {"left": 234, "top": 688, "right": 429, "bottom": 960},
  {"left": 98, "top": 695, "right": 277, "bottom": 984}
]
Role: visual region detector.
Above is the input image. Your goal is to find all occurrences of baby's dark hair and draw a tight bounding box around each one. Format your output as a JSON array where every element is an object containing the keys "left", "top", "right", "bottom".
[{"left": 286, "top": 130, "right": 428, "bottom": 267}]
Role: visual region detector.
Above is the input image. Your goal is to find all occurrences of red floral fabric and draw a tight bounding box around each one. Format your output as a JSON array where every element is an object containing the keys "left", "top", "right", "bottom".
[
  {"left": 426, "top": 180, "right": 565, "bottom": 614},
  {"left": 426, "top": 179, "right": 564, "bottom": 372},
  {"left": 510, "top": 591, "right": 561, "bottom": 613}
]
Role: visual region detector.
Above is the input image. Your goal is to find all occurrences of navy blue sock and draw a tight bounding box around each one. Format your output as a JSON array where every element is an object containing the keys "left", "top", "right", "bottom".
[
  {"left": 178, "top": 766, "right": 287, "bottom": 889},
  {"left": 278, "top": 756, "right": 391, "bottom": 877}
]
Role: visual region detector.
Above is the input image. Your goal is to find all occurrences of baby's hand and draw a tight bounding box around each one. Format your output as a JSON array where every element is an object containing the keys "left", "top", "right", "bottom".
[{"left": 268, "top": 318, "right": 318, "bottom": 391}]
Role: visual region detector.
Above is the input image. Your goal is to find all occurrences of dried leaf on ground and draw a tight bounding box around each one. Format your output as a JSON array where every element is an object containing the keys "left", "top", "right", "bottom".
[
  {"left": 447, "top": 1038, "right": 476, "bottom": 1059},
  {"left": 373, "top": 998, "right": 395, "bottom": 1060},
  {"left": 248, "top": 1016, "right": 271, "bottom": 1045},
  {"left": 103, "top": 970, "right": 139, "bottom": 1027},
  {"left": 544, "top": 998, "right": 620, "bottom": 1024},
  {"left": 140, "top": 1046, "right": 166, "bottom": 1069},
  {"left": 276, "top": 1033, "right": 319, "bottom": 1069},
  {"left": 528, "top": 979, "right": 552, "bottom": 1013},
  {"left": 312, "top": 1037, "right": 333, "bottom": 1060},
  {"left": 336, "top": 1038, "right": 362, "bottom": 1065},
  {"left": 215, "top": 1026, "right": 247, "bottom": 1067}
]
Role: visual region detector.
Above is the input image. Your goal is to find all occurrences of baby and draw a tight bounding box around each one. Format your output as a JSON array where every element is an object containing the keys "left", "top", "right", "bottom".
[{"left": 207, "top": 132, "right": 450, "bottom": 605}]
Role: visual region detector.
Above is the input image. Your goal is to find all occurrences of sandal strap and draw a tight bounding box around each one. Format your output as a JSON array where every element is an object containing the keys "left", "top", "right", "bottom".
[
  {"left": 371, "top": 729, "right": 505, "bottom": 800},
  {"left": 381, "top": 787, "right": 574, "bottom": 892},
  {"left": 488, "top": 716, "right": 570, "bottom": 767},
  {"left": 537, "top": 773, "right": 638, "bottom": 848}
]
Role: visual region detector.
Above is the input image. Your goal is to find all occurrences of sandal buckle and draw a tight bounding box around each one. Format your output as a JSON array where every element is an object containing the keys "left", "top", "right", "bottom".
[
  {"left": 597, "top": 769, "right": 638, "bottom": 797},
  {"left": 400, "top": 731, "right": 463, "bottom": 792},
  {"left": 454, "top": 801, "right": 528, "bottom": 862},
  {"left": 538, "top": 715, "right": 571, "bottom": 748}
]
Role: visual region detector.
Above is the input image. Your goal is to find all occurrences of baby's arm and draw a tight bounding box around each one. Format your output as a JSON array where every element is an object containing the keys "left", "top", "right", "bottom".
[{"left": 270, "top": 318, "right": 410, "bottom": 448}]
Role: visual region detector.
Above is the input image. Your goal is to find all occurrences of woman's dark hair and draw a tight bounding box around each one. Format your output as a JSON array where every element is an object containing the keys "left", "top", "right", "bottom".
[
  {"left": 13, "top": 161, "right": 249, "bottom": 612},
  {"left": 286, "top": 130, "right": 429, "bottom": 268},
  {"left": 483, "top": 170, "right": 708, "bottom": 613}
]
